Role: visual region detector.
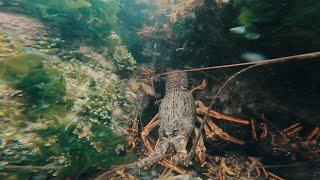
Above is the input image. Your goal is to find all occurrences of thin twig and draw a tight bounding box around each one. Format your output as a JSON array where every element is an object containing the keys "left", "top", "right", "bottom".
[{"left": 155, "top": 51, "right": 320, "bottom": 77}]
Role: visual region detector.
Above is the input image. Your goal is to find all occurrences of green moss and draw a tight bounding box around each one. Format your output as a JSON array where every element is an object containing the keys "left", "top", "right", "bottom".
[
  {"left": 0, "top": 56, "right": 135, "bottom": 178},
  {"left": 0, "top": 119, "right": 136, "bottom": 179},
  {"left": 107, "top": 33, "right": 137, "bottom": 77},
  {"left": 82, "top": 81, "right": 128, "bottom": 124},
  {"left": 0, "top": 53, "right": 72, "bottom": 118},
  {"left": 1, "top": 0, "right": 120, "bottom": 45},
  {"left": 34, "top": 123, "right": 135, "bottom": 178}
]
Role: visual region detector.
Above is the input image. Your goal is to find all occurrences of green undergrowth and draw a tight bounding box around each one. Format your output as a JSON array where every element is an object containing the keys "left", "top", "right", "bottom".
[
  {"left": 0, "top": 0, "right": 142, "bottom": 77},
  {"left": 0, "top": 53, "right": 136, "bottom": 178},
  {"left": 83, "top": 81, "right": 129, "bottom": 124},
  {"left": 0, "top": 0, "right": 119, "bottom": 45},
  {"left": 0, "top": 118, "right": 135, "bottom": 179},
  {"left": 107, "top": 33, "right": 137, "bottom": 77},
  {"left": 0, "top": 53, "right": 72, "bottom": 119}
]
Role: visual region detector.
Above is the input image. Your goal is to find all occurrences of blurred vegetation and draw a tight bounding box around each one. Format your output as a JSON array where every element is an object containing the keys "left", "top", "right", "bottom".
[
  {"left": 0, "top": 116, "right": 135, "bottom": 179},
  {"left": 0, "top": 53, "right": 72, "bottom": 118},
  {"left": 0, "top": 30, "right": 21, "bottom": 59},
  {"left": 233, "top": 0, "right": 320, "bottom": 56},
  {"left": 0, "top": 0, "right": 144, "bottom": 77},
  {"left": 117, "top": 0, "right": 156, "bottom": 61},
  {"left": 83, "top": 80, "right": 129, "bottom": 124},
  {"left": 0, "top": 0, "right": 149, "bottom": 52},
  {"left": 107, "top": 33, "right": 137, "bottom": 77},
  {"left": 0, "top": 0, "right": 143, "bottom": 178},
  {"left": 0, "top": 0, "right": 119, "bottom": 45},
  {"left": 0, "top": 53, "right": 135, "bottom": 178}
]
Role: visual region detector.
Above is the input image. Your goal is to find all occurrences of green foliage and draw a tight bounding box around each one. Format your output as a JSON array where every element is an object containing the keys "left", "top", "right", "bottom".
[
  {"left": 234, "top": 0, "right": 286, "bottom": 30},
  {"left": 83, "top": 81, "right": 128, "bottom": 124},
  {"left": 0, "top": 54, "right": 135, "bottom": 178},
  {"left": 38, "top": 123, "right": 135, "bottom": 178},
  {"left": 84, "top": 93, "right": 113, "bottom": 123},
  {"left": 1, "top": 0, "right": 146, "bottom": 74},
  {"left": 0, "top": 53, "right": 71, "bottom": 118},
  {"left": 117, "top": 0, "right": 155, "bottom": 60},
  {"left": 0, "top": 119, "right": 135, "bottom": 178},
  {"left": 233, "top": 0, "right": 320, "bottom": 55},
  {"left": 112, "top": 46, "right": 137, "bottom": 76},
  {"left": 0, "top": 1, "right": 142, "bottom": 178},
  {"left": 234, "top": 0, "right": 320, "bottom": 32},
  {"left": 107, "top": 33, "right": 137, "bottom": 77},
  {"left": 2, "top": 0, "right": 120, "bottom": 45}
]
